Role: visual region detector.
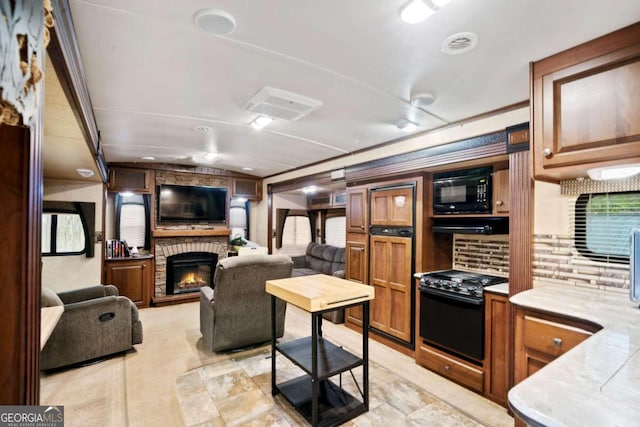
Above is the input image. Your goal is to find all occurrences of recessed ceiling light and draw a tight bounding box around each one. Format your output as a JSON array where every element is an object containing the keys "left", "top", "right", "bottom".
[
  {"left": 141, "top": 156, "right": 155, "bottom": 160},
  {"left": 242, "top": 167, "right": 254, "bottom": 171},
  {"left": 194, "top": 125, "right": 212, "bottom": 132},
  {"left": 203, "top": 152, "right": 216, "bottom": 160},
  {"left": 399, "top": 0, "right": 434, "bottom": 24},
  {"left": 250, "top": 116, "right": 272, "bottom": 130},
  {"left": 194, "top": 9, "right": 236, "bottom": 36},
  {"left": 302, "top": 186, "right": 318, "bottom": 194},
  {"left": 76, "top": 168, "right": 94, "bottom": 178},
  {"left": 442, "top": 32, "right": 479, "bottom": 55},
  {"left": 396, "top": 118, "right": 419, "bottom": 132}
]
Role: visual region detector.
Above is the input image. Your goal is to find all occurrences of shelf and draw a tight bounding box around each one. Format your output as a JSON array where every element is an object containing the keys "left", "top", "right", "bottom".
[
  {"left": 152, "top": 229, "right": 231, "bottom": 238},
  {"left": 277, "top": 336, "right": 363, "bottom": 380},
  {"left": 152, "top": 293, "right": 199, "bottom": 306},
  {"left": 275, "top": 376, "right": 366, "bottom": 427}
]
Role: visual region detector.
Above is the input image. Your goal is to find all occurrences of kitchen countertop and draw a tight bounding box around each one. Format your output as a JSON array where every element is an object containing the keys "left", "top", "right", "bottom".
[
  {"left": 484, "top": 283, "right": 509, "bottom": 295},
  {"left": 508, "top": 285, "right": 640, "bottom": 427}
]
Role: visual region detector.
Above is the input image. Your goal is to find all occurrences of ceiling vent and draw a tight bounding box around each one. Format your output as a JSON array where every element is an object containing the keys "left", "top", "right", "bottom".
[
  {"left": 441, "top": 32, "right": 479, "bottom": 55},
  {"left": 243, "top": 87, "right": 323, "bottom": 121}
]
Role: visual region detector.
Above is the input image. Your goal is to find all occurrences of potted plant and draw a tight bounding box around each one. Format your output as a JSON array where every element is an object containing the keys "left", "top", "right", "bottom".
[{"left": 229, "top": 234, "right": 246, "bottom": 252}]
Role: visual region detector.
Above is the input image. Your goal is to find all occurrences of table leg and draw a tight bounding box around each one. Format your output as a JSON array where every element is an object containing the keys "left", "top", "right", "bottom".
[
  {"left": 311, "top": 311, "right": 319, "bottom": 426},
  {"left": 271, "top": 295, "right": 277, "bottom": 395},
  {"left": 363, "top": 301, "right": 369, "bottom": 410}
]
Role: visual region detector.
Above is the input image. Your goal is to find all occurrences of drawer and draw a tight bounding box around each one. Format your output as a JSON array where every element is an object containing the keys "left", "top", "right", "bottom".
[
  {"left": 523, "top": 315, "right": 592, "bottom": 358},
  {"left": 417, "top": 343, "right": 484, "bottom": 393}
]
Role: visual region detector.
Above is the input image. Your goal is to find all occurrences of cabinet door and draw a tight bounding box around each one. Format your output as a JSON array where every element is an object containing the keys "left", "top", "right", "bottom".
[
  {"left": 232, "top": 178, "right": 262, "bottom": 200},
  {"left": 492, "top": 169, "right": 509, "bottom": 215},
  {"left": 346, "top": 188, "right": 368, "bottom": 233},
  {"left": 370, "top": 187, "right": 413, "bottom": 227},
  {"left": 484, "top": 292, "right": 510, "bottom": 406},
  {"left": 345, "top": 234, "right": 367, "bottom": 326},
  {"left": 307, "top": 192, "right": 332, "bottom": 209},
  {"left": 105, "top": 259, "right": 150, "bottom": 307},
  {"left": 108, "top": 167, "right": 152, "bottom": 193},
  {"left": 532, "top": 24, "right": 640, "bottom": 180},
  {"left": 369, "top": 235, "right": 412, "bottom": 342}
]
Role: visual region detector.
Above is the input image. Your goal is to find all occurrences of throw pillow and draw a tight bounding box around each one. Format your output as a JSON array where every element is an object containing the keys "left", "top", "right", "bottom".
[{"left": 41, "top": 287, "right": 63, "bottom": 307}]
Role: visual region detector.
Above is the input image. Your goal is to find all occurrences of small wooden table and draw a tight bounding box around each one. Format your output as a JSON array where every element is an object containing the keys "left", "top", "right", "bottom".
[
  {"left": 266, "top": 274, "right": 374, "bottom": 427},
  {"left": 41, "top": 306, "right": 64, "bottom": 350}
]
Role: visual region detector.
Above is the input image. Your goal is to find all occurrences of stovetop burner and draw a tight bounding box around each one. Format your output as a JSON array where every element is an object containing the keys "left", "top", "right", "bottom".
[{"left": 416, "top": 269, "right": 507, "bottom": 302}]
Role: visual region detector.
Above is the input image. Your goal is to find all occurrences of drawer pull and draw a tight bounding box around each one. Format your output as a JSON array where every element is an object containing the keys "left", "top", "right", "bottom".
[
  {"left": 552, "top": 337, "right": 563, "bottom": 347},
  {"left": 543, "top": 147, "right": 553, "bottom": 157},
  {"left": 444, "top": 365, "right": 451, "bottom": 371}
]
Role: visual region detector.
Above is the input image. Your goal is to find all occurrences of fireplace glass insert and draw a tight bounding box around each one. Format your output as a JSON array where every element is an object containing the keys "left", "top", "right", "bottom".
[{"left": 166, "top": 252, "right": 218, "bottom": 295}]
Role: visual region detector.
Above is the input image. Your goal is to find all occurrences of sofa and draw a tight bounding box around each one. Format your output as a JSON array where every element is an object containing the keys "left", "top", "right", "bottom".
[
  {"left": 292, "top": 242, "right": 346, "bottom": 323},
  {"left": 200, "top": 254, "right": 293, "bottom": 352},
  {"left": 41, "top": 285, "right": 143, "bottom": 370}
]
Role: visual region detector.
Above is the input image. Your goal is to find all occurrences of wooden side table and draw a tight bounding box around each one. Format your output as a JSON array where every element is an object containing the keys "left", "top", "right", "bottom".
[{"left": 266, "top": 274, "right": 374, "bottom": 427}]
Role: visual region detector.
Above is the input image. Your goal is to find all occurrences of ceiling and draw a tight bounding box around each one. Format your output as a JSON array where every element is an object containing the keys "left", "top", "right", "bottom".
[{"left": 54, "top": 0, "right": 640, "bottom": 179}]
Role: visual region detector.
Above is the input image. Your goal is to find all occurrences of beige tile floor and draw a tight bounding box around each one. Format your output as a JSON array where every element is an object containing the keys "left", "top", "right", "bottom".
[{"left": 40, "top": 301, "right": 513, "bottom": 427}]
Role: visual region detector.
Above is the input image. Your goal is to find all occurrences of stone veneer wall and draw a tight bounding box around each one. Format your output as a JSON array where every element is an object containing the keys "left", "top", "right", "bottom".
[
  {"left": 453, "top": 234, "right": 509, "bottom": 277},
  {"left": 154, "top": 170, "right": 231, "bottom": 297},
  {"left": 533, "top": 234, "right": 629, "bottom": 292},
  {"left": 155, "top": 237, "right": 228, "bottom": 297}
]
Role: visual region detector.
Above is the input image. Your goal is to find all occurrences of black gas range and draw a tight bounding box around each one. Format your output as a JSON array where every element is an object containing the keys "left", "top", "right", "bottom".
[{"left": 417, "top": 269, "right": 507, "bottom": 304}]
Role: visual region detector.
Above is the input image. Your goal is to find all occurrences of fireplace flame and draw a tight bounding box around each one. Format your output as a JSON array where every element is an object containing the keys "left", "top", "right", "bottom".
[{"left": 178, "top": 272, "right": 206, "bottom": 289}]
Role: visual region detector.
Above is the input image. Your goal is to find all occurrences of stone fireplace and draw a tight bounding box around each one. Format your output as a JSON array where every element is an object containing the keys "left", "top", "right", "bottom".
[
  {"left": 166, "top": 252, "right": 218, "bottom": 295},
  {"left": 155, "top": 236, "right": 228, "bottom": 297}
]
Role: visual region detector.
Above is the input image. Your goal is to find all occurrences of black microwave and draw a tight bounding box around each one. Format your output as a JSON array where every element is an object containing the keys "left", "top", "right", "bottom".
[{"left": 433, "top": 166, "right": 492, "bottom": 214}]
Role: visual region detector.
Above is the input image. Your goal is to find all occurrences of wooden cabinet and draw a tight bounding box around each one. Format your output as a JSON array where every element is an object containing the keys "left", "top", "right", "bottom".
[
  {"left": 105, "top": 257, "right": 152, "bottom": 308},
  {"left": 484, "top": 291, "right": 510, "bottom": 407},
  {"left": 368, "top": 234, "right": 412, "bottom": 343},
  {"left": 346, "top": 187, "right": 368, "bottom": 233},
  {"left": 344, "top": 233, "right": 368, "bottom": 326},
  {"left": 307, "top": 192, "right": 332, "bottom": 209},
  {"left": 369, "top": 186, "right": 413, "bottom": 227},
  {"left": 532, "top": 23, "right": 640, "bottom": 181},
  {"left": 514, "top": 308, "right": 597, "bottom": 385},
  {"left": 332, "top": 190, "right": 347, "bottom": 207},
  {"left": 416, "top": 343, "right": 484, "bottom": 393},
  {"left": 232, "top": 178, "right": 262, "bottom": 200},
  {"left": 492, "top": 169, "right": 509, "bottom": 215},
  {"left": 108, "top": 167, "right": 153, "bottom": 193}
]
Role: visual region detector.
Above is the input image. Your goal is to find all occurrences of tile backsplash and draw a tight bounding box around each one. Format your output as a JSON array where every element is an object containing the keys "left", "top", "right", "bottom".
[
  {"left": 453, "top": 234, "right": 509, "bottom": 277},
  {"left": 533, "top": 234, "right": 629, "bottom": 292}
]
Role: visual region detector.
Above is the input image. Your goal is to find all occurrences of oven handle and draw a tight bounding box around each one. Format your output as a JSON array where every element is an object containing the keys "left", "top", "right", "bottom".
[{"left": 419, "top": 286, "right": 484, "bottom": 306}]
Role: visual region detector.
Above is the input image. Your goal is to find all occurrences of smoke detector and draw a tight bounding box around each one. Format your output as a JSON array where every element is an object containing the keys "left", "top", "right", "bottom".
[
  {"left": 243, "top": 87, "right": 323, "bottom": 121},
  {"left": 441, "top": 32, "right": 478, "bottom": 55}
]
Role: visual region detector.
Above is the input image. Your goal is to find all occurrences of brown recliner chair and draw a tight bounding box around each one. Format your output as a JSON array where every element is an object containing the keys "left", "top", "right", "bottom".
[
  {"left": 200, "top": 254, "right": 293, "bottom": 352},
  {"left": 41, "top": 285, "right": 143, "bottom": 370}
]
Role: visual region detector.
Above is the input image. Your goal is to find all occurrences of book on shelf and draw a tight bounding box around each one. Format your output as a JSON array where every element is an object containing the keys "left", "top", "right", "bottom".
[{"left": 106, "top": 239, "right": 131, "bottom": 258}]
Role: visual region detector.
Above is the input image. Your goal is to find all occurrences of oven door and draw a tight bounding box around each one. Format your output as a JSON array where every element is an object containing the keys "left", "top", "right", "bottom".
[{"left": 419, "top": 289, "right": 484, "bottom": 362}]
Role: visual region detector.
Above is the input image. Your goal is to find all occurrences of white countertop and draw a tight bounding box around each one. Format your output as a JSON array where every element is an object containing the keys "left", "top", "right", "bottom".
[
  {"left": 484, "top": 283, "right": 509, "bottom": 295},
  {"left": 508, "top": 285, "right": 640, "bottom": 427}
]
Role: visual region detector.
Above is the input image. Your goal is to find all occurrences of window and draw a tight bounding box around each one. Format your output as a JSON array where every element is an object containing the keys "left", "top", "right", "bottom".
[
  {"left": 575, "top": 192, "right": 640, "bottom": 263},
  {"left": 116, "top": 194, "right": 150, "bottom": 250},
  {"left": 229, "top": 198, "right": 249, "bottom": 240},
  {"left": 282, "top": 215, "right": 312, "bottom": 248},
  {"left": 42, "top": 201, "right": 95, "bottom": 257},
  {"left": 325, "top": 216, "right": 346, "bottom": 247}
]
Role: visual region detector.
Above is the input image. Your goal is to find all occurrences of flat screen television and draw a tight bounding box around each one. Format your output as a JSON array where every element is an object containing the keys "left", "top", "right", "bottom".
[{"left": 157, "top": 184, "right": 227, "bottom": 222}]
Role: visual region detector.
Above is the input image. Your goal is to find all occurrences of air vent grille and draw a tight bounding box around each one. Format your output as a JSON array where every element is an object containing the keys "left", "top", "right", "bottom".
[
  {"left": 442, "top": 32, "right": 479, "bottom": 55},
  {"left": 243, "top": 87, "right": 323, "bottom": 121}
]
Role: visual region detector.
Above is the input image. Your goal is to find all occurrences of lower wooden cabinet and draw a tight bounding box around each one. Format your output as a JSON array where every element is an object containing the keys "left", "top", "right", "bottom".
[
  {"left": 483, "top": 291, "right": 510, "bottom": 406},
  {"left": 514, "top": 307, "right": 598, "bottom": 385},
  {"left": 345, "top": 233, "right": 368, "bottom": 327},
  {"left": 104, "top": 257, "right": 152, "bottom": 308},
  {"left": 416, "top": 342, "right": 484, "bottom": 393}
]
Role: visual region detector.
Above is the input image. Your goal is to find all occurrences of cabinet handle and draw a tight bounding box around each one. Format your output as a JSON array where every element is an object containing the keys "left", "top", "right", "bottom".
[
  {"left": 360, "top": 225, "right": 365, "bottom": 229},
  {"left": 552, "top": 337, "right": 562, "bottom": 347},
  {"left": 444, "top": 365, "right": 451, "bottom": 371},
  {"left": 543, "top": 147, "right": 553, "bottom": 157},
  {"left": 496, "top": 200, "right": 504, "bottom": 206}
]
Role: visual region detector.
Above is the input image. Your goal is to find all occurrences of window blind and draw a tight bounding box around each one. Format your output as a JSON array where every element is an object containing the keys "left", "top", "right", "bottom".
[{"left": 325, "top": 216, "right": 346, "bottom": 247}]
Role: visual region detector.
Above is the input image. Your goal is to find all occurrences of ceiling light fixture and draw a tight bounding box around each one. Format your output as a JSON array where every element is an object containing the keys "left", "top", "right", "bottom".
[
  {"left": 194, "top": 9, "right": 236, "bottom": 36},
  {"left": 203, "top": 152, "right": 216, "bottom": 161},
  {"left": 141, "top": 156, "right": 155, "bottom": 160},
  {"left": 396, "top": 118, "right": 419, "bottom": 132},
  {"left": 399, "top": 0, "right": 434, "bottom": 24},
  {"left": 587, "top": 164, "right": 640, "bottom": 181},
  {"left": 302, "top": 186, "right": 318, "bottom": 194},
  {"left": 76, "top": 168, "right": 94, "bottom": 178},
  {"left": 250, "top": 115, "right": 273, "bottom": 130},
  {"left": 410, "top": 92, "right": 436, "bottom": 108},
  {"left": 242, "top": 167, "right": 254, "bottom": 171}
]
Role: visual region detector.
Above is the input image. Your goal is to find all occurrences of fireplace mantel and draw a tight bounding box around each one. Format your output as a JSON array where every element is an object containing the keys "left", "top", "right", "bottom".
[{"left": 152, "top": 229, "right": 231, "bottom": 238}]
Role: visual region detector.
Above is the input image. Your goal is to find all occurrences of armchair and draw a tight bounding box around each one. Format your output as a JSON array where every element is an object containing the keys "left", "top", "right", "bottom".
[
  {"left": 41, "top": 285, "right": 143, "bottom": 370},
  {"left": 200, "top": 254, "right": 293, "bottom": 352}
]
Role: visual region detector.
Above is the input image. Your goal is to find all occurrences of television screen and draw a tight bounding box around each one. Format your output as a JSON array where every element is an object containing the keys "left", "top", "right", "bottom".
[{"left": 158, "top": 184, "right": 227, "bottom": 222}]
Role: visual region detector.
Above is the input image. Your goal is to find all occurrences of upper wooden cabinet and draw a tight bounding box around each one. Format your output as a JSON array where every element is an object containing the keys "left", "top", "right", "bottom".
[
  {"left": 492, "top": 169, "right": 509, "bottom": 215},
  {"left": 369, "top": 186, "right": 414, "bottom": 227},
  {"left": 346, "top": 187, "right": 368, "bottom": 233},
  {"left": 532, "top": 23, "right": 640, "bottom": 181},
  {"left": 108, "top": 167, "right": 153, "bottom": 193},
  {"left": 232, "top": 178, "right": 262, "bottom": 200},
  {"left": 307, "top": 190, "right": 346, "bottom": 209}
]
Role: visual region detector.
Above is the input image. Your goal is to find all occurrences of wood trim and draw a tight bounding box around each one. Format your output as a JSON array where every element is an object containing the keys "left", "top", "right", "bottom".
[
  {"left": 49, "top": 0, "right": 107, "bottom": 182},
  {"left": 509, "top": 150, "right": 533, "bottom": 297},
  {"left": 152, "top": 293, "right": 200, "bottom": 306},
  {"left": 110, "top": 162, "right": 261, "bottom": 180},
  {"left": 152, "top": 229, "right": 231, "bottom": 238}
]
